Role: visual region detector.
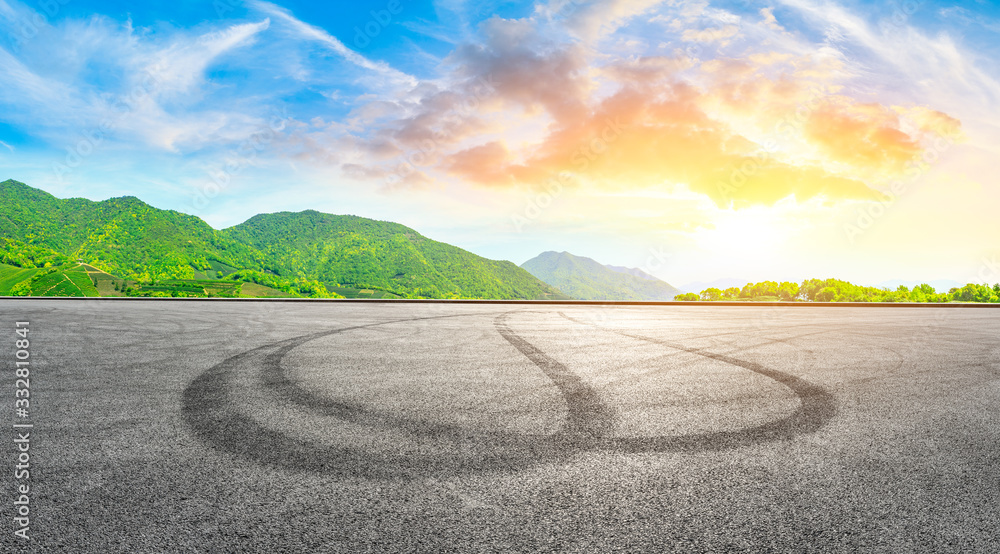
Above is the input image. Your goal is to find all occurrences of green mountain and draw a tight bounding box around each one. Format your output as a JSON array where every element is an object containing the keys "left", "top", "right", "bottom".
[
  {"left": 521, "top": 251, "right": 682, "bottom": 301},
  {"left": 0, "top": 179, "right": 265, "bottom": 282},
  {"left": 0, "top": 179, "right": 567, "bottom": 300},
  {"left": 224, "top": 211, "right": 570, "bottom": 300}
]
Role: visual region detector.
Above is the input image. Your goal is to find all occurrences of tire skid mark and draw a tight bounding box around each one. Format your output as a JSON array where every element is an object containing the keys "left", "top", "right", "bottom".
[
  {"left": 650, "top": 321, "right": 836, "bottom": 345},
  {"left": 557, "top": 312, "right": 837, "bottom": 452},
  {"left": 261, "top": 323, "right": 563, "bottom": 445},
  {"left": 183, "top": 309, "right": 838, "bottom": 479},
  {"left": 184, "top": 311, "right": 571, "bottom": 479},
  {"left": 494, "top": 312, "right": 613, "bottom": 441},
  {"left": 596, "top": 328, "right": 835, "bottom": 391}
]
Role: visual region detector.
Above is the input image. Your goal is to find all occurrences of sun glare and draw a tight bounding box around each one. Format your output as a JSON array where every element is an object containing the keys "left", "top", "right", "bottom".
[{"left": 695, "top": 207, "right": 787, "bottom": 262}]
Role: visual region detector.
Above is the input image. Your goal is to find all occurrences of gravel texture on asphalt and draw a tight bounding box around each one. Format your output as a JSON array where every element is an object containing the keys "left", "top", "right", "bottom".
[{"left": 1, "top": 300, "right": 998, "bottom": 552}]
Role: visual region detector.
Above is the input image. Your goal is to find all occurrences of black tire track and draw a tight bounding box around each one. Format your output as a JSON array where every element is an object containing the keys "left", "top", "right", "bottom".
[
  {"left": 595, "top": 328, "right": 835, "bottom": 391},
  {"left": 557, "top": 312, "right": 837, "bottom": 452},
  {"left": 184, "top": 312, "right": 578, "bottom": 479},
  {"left": 494, "top": 312, "right": 613, "bottom": 441},
  {"left": 183, "top": 309, "right": 838, "bottom": 479}
]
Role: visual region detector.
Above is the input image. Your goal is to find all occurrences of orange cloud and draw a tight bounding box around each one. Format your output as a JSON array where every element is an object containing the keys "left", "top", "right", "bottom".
[
  {"left": 899, "top": 106, "right": 963, "bottom": 138},
  {"left": 805, "top": 102, "right": 922, "bottom": 173},
  {"left": 697, "top": 55, "right": 960, "bottom": 179},
  {"left": 759, "top": 7, "right": 784, "bottom": 32},
  {"left": 335, "top": 17, "right": 962, "bottom": 207},
  {"left": 445, "top": 142, "right": 514, "bottom": 187},
  {"left": 448, "top": 82, "right": 884, "bottom": 207}
]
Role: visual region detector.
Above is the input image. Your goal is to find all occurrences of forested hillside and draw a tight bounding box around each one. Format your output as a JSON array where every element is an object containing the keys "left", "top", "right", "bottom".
[
  {"left": 1, "top": 180, "right": 266, "bottom": 281},
  {"left": 0, "top": 180, "right": 566, "bottom": 299},
  {"left": 224, "top": 211, "right": 569, "bottom": 299}
]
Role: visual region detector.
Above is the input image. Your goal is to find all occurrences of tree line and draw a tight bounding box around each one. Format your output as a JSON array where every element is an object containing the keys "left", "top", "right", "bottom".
[{"left": 675, "top": 279, "right": 1000, "bottom": 303}]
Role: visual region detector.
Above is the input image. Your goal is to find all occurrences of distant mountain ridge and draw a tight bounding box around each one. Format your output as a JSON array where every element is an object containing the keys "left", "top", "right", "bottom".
[
  {"left": 0, "top": 179, "right": 568, "bottom": 300},
  {"left": 605, "top": 265, "right": 659, "bottom": 281},
  {"left": 521, "top": 251, "right": 681, "bottom": 301}
]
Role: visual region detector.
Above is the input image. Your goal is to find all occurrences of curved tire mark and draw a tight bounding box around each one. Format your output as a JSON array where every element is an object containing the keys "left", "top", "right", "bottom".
[
  {"left": 557, "top": 312, "right": 837, "bottom": 452},
  {"left": 184, "top": 313, "right": 570, "bottom": 479},
  {"left": 494, "top": 312, "right": 613, "bottom": 441},
  {"left": 183, "top": 309, "right": 837, "bottom": 479}
]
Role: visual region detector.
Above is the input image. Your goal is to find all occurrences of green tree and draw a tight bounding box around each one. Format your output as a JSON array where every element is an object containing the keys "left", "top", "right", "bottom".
[
  {"left": 10, "top": 281, "right": 32, "bottom": 296},
  {"left": 815, "top": 287, "right": 838, "bottom": 302},
  {"left": 778, "top": 281, "right": 800, "bottom": 301},
  {"left": 700, "top": 287, "right": 723, "bottom": 301},
  {"left": 915, "top": 284, "right": 936, "bottom": 296}
]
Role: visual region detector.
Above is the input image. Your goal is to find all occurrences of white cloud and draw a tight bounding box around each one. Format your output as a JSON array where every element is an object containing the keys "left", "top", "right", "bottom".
[
  {"left": 0, "top": 0, "right": 18, "bottom": 20},
  {"left": 542, "top": 0, "right": 668, "bottom": 42},
  {"left": 777, "top": 0, "right": 1000, "bottom": 103},
  {"left": 682, "top": 24, "right": 739, "bottom": 43},
  {"left": 145, "top": 19, "right": 271, "bottom": 98},
  {"left": 249, "top": 0, "right": 418, "bottom": 91},
  {"left": 0, "top": 46, "right": 85, "bottom": 125},
  {"left": 773, "top": 0, "right": 1000, "bottom": 160}
]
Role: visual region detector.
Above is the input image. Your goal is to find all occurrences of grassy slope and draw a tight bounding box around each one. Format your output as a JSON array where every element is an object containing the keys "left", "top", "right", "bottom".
[
  {"left": 240, "top": 282, "right": 300, "bottom": 298},
  {"left": 6, "top": 264, "right": 102, "bottom": 297},
  {"left": 80, "top": 264, "right": 128, "bottom": 297},
  {"left": 0, "top": 263, "right": 39, "bottom": 294},
  {"left": 327, "top": 286, "right": 401, "bottom": 299}
]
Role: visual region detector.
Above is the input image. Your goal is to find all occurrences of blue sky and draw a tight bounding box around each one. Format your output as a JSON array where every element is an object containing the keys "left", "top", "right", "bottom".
[{"left": 2, "top": 0, "right": 1000, "bottom": 286}]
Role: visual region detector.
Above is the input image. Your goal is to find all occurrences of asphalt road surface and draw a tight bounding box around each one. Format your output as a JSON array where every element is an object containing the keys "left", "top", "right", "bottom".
[{"left": 2, "top": 300, "right": 999, "bottom": 552}]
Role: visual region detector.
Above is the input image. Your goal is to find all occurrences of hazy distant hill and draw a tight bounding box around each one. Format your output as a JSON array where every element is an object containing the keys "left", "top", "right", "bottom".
[
  {"left": 605, "top": 265, "right": 659, "bottom": 281},
  {"left": 521, "top": 251, "right": 681, "bottom": 301},
  {"left": 0, "top": 179, "right": 567, "bottom": 300}
]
